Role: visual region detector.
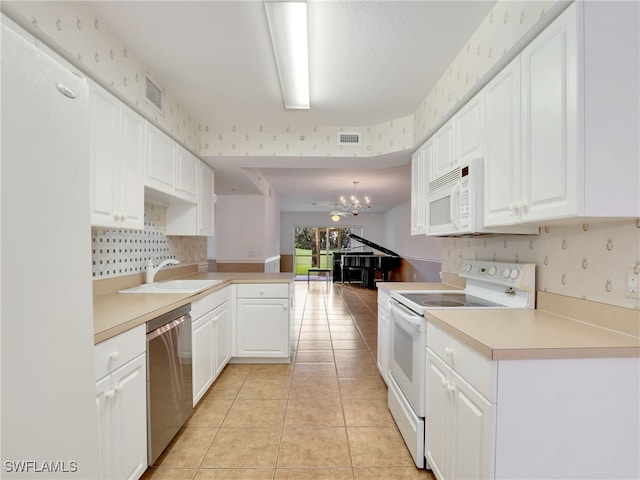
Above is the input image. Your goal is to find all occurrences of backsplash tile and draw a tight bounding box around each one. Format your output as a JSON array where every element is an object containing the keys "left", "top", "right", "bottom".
[
  {"left": 441, "top": 219, "right": 640, "bottom": 310},
  {"left": 91, "top": 204, "right": 207, "bottom": 279}
]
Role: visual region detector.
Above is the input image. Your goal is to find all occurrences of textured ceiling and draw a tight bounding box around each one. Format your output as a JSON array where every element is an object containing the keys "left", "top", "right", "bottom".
[{"left": 87, "top": 1, "right": 497, "bottom": 212}]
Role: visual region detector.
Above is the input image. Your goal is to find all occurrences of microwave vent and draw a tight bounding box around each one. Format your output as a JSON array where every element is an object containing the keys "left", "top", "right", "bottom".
[
  {"left": 337, "top": 132, "right": 361, "bottom": 146},
  {"left": 428, "top": 166, "right": 461, "bottom": 193}
]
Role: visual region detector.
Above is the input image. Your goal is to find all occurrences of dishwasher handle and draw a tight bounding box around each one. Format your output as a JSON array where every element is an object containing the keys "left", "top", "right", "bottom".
[
  {"left": 146, "top": 313, "right": 190, "bottom": 342},
  {"left": 146, "top": 304, "right": 191, "bottom": 333}
]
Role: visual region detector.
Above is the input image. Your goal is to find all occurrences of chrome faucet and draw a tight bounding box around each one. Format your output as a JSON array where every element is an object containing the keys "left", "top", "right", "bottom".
[{"left": 146, "top": 258, "right": 180, "bottom": 284}]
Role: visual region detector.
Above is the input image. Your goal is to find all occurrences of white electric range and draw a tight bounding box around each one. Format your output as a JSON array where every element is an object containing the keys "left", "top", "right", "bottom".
[{"left": 386, "top": 260, "right": 536, "bottom": 469}]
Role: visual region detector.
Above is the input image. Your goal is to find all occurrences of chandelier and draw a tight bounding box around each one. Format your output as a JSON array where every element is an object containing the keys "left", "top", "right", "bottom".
[{"left": 338, "top": 181, "right": 371, "bottom": 216}]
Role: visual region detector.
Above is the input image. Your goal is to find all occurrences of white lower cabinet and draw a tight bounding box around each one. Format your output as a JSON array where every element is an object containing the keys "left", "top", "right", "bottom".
[
  {"left": 235, "top": 283, "right": 293, "bottom": 360},
  {"left": 192, "top": 310, "right": 215, "bottom": 404},
  {"left": 426, "top": 321, "right": 640, "bottom": 480},
  {"left": 95, "top": 325, "right": 147, "bottom": 480},
  {"left": 425, "top": 347, "right": 495, "bottom": 480},
  {"left": 376, "top": 288, "right": 390, "bottom": 382},
  {"left": 191, "top": 287, "right": 232, "bottom": 405},
  {"left": 214, "top": 302, "right": 232, "bottom": 376}
]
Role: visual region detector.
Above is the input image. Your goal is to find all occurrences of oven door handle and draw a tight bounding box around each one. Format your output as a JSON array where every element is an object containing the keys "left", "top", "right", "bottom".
[{"left": 390, "top": 301, "right": 424, "bottom": 328}]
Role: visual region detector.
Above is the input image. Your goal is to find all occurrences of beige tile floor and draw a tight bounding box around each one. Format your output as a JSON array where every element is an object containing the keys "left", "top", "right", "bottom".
[{"left": 142, "top": 281, "right": 435, "bottom": 480}]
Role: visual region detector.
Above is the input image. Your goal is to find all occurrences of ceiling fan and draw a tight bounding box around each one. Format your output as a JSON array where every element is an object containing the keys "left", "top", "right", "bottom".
[{"left": 329, "top": 210, "right": 350, "bottom": 222}]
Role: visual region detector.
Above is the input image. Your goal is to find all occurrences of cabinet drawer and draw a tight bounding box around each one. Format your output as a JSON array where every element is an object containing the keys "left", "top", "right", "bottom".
[
  {"left": 192, "top": 286, "right": 231, "bottom": 318},
  {"left": 95, "top": 324, "right": 145, "bottom": 381},
  {"left": 427, "top": 322, "right": 497, "bottom": 402},
  {"left": 236, "top": 283, "right": 289, "bottom": 298}
]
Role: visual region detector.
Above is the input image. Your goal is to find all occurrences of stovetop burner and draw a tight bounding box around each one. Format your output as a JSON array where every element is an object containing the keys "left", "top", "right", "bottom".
[
  {"left": 401, "top": 292, "right": 504, "bottom": 308},
  {"left": 390, "top": 260, "right": 537, "bottom": 314}
]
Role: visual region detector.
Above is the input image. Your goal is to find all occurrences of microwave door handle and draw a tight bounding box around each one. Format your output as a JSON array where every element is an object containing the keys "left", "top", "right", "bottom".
[{"left": 450, "top": 182, "right": 461, "bottom": 230}]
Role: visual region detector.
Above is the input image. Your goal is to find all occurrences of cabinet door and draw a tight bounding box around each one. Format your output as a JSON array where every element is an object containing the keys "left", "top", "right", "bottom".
[
  {"left": 450, "top": 370, "right": 496, "bottom": 480},
  {"left": 95, "top": 376, "right": 113, "bottom": 480},
  {"left": 410, "top": 146, "right": 426, "bottom": 235},
  {"left": 109, "top": 354, "right": 147, "bottom": 480},
  {"left": 520, "top": 7, "right": 577, "bottom": 222},
  {"left": 199, "top": 163, "right": 216, "bottom": 237},
  {"left": 425, "top": 349, "right": 451, "bottom": 480},
  {"left": 145, "top": 122, "right": 175, "bottom": 194},
  {"left": 455, "top": 92, "right": 483, "bottom": 164},
  {"left": 236, "top": 298, "right": 289, "bottom": 357},
  {"left": 376, "top": 307, "right": 389, "bottom": 381},
  {"left": 192, "top": 312, "right": 214, "bottom": 405},
  {"left": 483, "top": 57, "right": 522, "bottom": 226},
  {"left": 118, "top": 104, "right": 145, "bottom": 229},
  {"left": 213, "top": 302, "right": 232, "bottom": 377},
  {"left": 176, "top": 146, "right": 199, "bottom": 203},
  {"left": 432, "top": 121, "right": 455, "bottom": 179},
  {"left": 89, "top": 84, "right": 119, "bottom": 228}
]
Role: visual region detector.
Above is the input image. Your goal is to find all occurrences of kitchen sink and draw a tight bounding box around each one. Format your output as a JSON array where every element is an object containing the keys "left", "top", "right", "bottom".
[{"left": 119, "top": 279, "right": 224, "bottom": 294}]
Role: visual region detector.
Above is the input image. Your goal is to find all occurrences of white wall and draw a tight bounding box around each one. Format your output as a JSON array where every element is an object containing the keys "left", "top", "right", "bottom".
[
  {"left": 264, "top": 185, "right": 281, "bottom": 259},
  {"left": 383, "top": 202, "right": 442, "bottom": 261},
  {"left": 215, "top": 195, "right": 266, "bottom": 262},
  {"left": 280, "top": 212, "right": 386, "bottom": 255}
]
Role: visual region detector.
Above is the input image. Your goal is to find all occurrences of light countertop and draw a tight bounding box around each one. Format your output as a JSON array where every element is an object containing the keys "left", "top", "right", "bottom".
[
  {"left": 93, "top": 271, "right": 294, "bottom": 344},
  {"left": 378, "top": 282, "right": 639, "bottom": 361},
  {"left": 426, "top": 308, "right": 640, "bottom": 360}
]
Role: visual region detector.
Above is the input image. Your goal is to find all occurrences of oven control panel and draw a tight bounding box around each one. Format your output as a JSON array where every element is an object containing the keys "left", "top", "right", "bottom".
[{"left": 459, "top": 260, "right": 535, "bottom": 290}]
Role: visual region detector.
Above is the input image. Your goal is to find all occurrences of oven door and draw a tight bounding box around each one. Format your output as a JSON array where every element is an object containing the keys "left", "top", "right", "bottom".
[{"left": 389, "top": 299, "right": 426, "bottom": 416}]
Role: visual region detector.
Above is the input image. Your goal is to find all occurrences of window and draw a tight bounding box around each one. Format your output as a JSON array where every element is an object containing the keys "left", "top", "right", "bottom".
[{"left": 293, "top": 226, "right": 363, "bottom": 276}]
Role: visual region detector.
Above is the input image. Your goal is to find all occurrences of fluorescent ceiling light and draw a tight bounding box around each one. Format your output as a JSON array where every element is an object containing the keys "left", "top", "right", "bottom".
[{"left": 265, "top": 1, "right": 310, "bottom": 109}]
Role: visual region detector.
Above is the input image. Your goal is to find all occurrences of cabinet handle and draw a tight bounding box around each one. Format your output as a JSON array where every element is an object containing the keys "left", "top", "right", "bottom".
[
  {"left": 114, "top": 385, "right": 123, "bottom": 394},
  {"left": 108, "top": 351, "right": 120, "bottom": 361},
  {"left": 260, "top": 290, "right": 265, "bottom": 295},
  {"left": 446, "top": 383, "right": 456, "bottom": 393},
  {"left": 105, "top": 389, "right": 116, "bottom": 400},
  {"left": 121, "top": 213, "right": 127, "bottom": 220},
  {"left": 508, "top": 202, "right": 516, "bottom": 212},
  {"left": 444, "top": 347, "right": 454, "bottom": 356}
]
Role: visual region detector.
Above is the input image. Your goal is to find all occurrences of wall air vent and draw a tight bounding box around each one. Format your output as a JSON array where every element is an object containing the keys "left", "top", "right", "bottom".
[
  {"left": 337, "top": 132, "right": 362, "bottom": 146},
  {"left": 145, "top": 75, "right": 163, "bottom": 113}
]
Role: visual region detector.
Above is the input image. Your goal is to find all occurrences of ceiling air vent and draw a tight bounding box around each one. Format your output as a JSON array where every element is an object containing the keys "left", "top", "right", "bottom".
[
  {"left": 337, "top": 132, "right": 362, "bottom": 146},
  {"left": 145, "top": 75, "right": 163, "bottom": 113}
]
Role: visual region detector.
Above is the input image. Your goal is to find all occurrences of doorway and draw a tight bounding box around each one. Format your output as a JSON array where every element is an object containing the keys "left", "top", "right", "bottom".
[{"left": 293, "top": 226, "right": 362, "bottom": 279}]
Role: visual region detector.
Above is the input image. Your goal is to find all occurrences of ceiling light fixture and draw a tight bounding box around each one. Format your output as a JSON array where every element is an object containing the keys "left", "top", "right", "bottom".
[
  {"left": 264, "top": 0, "right": 310, "bottom": 109},
  {"left": 331, "top": 213, "right": 341, "bottom": 222},
  {"left": 339, "top": 181, "right": 371, "bottom": 216}
]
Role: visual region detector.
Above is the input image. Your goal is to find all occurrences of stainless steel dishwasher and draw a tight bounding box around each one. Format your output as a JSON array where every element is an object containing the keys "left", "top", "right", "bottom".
[{"left": 146, "top": 304, "right": 193, "bottom": 465}]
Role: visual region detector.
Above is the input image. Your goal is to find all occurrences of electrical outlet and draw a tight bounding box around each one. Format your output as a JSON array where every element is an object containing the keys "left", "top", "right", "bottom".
[{"left": 626, "top": 268, "right": 640, "bottom": 299}]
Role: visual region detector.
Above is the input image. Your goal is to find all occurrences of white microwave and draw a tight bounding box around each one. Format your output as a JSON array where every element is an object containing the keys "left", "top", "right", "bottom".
[
  {"left": 426, "top": 158, "right": 538, "bottom": 236},
  {"left": 426, "top": 158, "right": 483, "bottom": 236}
]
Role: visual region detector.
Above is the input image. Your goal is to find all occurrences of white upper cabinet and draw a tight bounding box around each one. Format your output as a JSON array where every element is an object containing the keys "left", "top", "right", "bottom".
[
  {"left": 454, "top": 92, "right": 484, "bottom": 165},
  {"left": 89, "top": 82, "right": 144, "bottom": 229},
  {"left": 431, "top": 121, "right": 455, "bottom": 179},
  {"left": 520, "top": 7, "right": 577, "bottom": 223},
  {"left": 199, "top": 162, "right": 216, "bottom": 237},
  {"left": 429, "top": 91, "right": 483, "bottom": 181},
  {"left": 483, "top": 57, "right": 522, "bottom": 226},
  {"left": 145, "top": 123, "right": 200, "bottom": 205},
  {"left": 484, "top": 1, "right": 639, "bottom": 226},
  {"left": 175, "top": 145, "right": 199, "bottom": 203},
  {"left": 165, "top": 161, "right": 216, "bottom": 236},
  {"left": 410, "top": 143, "right": 428, "bottom": 235},
  {"left": 145, "top": 122, "right": 176, "bottom": 196}
]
